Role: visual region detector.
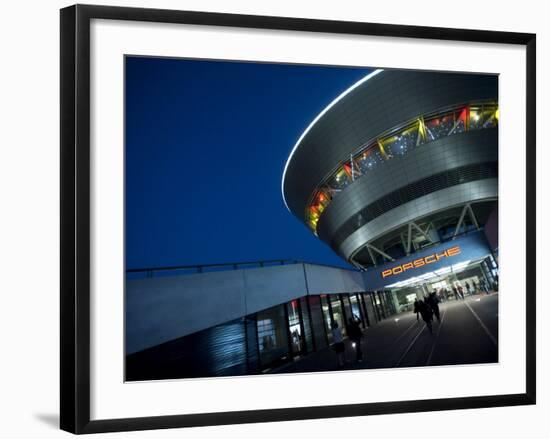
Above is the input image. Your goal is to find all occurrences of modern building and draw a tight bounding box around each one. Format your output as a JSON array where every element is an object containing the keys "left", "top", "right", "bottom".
[
  {"left": 126, "top": 69, "right": 500, "bottom": 381},
  {"left": 126, "top": 261, "right": 395, "bottom": 380},
  {"left": 282, "top": 69, "right": 499, "bottom": 309}
]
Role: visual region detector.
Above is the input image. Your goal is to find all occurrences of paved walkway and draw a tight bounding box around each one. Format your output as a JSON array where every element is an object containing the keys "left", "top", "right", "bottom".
[{"left": 270, "top": 293, "right": 498, "bottom": 374}]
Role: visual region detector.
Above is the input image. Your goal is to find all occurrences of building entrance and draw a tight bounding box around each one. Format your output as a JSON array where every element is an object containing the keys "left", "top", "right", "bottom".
[{"left": 390, "top": 257, "right": 498, "bottom": 312}]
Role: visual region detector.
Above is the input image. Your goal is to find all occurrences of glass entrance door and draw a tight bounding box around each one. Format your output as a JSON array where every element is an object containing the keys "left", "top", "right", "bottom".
[{"left": 287, "top": 300, "right": 303, "bottom": 356}]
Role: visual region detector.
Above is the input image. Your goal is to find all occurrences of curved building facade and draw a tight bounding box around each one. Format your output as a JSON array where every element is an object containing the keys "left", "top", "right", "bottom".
[{"left": 282, "top": 69, "right": 498, "bottom": 269}]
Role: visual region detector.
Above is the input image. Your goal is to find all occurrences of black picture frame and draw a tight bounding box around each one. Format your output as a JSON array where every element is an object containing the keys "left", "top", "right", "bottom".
[{"left": 60, "top": 4, "right": 536, "bottom": 434}]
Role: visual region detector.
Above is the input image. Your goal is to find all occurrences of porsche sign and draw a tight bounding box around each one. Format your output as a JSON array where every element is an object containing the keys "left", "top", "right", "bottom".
[{"left": 381, "top": 246, "right": 461, "bottom": 279}]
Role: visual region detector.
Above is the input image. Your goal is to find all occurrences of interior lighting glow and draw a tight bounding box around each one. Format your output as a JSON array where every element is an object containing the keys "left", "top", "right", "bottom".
[
  {"left": 435, "top": 267, "right": 452, "bottom": 276},
  {"left": 459, "top": 107, "right": 467, "bottom": 123},
  {"left": 343, "top": 163, "right": 352, "bottom": 176}
]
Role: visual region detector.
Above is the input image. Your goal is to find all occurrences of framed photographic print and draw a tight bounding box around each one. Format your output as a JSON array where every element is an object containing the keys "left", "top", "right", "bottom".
[{"left": 60, "top": 4, "right": 536, "bottom": 434}]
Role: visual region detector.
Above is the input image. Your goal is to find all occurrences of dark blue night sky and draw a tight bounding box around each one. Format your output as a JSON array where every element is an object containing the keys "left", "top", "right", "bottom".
[{"left": 125, "top": 57, "right": 372, "bottom": 270}]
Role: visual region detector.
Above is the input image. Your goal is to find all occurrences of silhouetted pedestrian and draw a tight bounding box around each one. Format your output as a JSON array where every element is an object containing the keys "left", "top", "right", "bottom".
[
  {"left": 427, "top": 292, "right": 441, "bottom": 322},
  {"left": 331, "top": 321, "right": 345, "bottom": 366},
  {"left": 418, "top": 299, "right": 434, "bottom": 334},
  {"left": 452, "top": 286, "right": 460, "bottom": 301},
  {"left": 347, "top": 316, "right": 363, "bottom": 363},
  {"left": 413, "top": 298, "right": 421, "bottom": 321},
  {"left": 457, "top": 284, "right": 465, "bottom": 299}
]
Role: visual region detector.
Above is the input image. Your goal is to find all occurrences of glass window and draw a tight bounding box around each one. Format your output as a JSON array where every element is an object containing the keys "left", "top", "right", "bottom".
[
  {"left": 452, "top": 107, "right": 467, "bottom": 134},
  {"left": 471, "top": 104, "right": 498, "bottom": 130},
  {"left": 320, "top": 295, "right": 334, "bottom": 344},
  {"left": 373, "top": 291, "right": 385, "bottom": 319},
  {"left": 354, "top": 144, "right": 384, "bottom": 174},
  {"left": 256, "top": 304, "right": 289, "bottom": 367},
  {"left": 341, "top": 294, "right": 353, "bottom": 327},
  {"left": 326, "top": 165, "right": 352, "bottom": 192},
  {"left": 306, "top": 189, "right": 331, "bottom": 231},
  {"left": 287, "top": 300, "right": 303, "bottom": 355},
  {"left": 330, "top": 296, "right": 346, "bottom": 336},
  {"left": 482, "top": 105, "right": 498, "bottom": 128},
  {"left": 304, "top": 102, "right": 498, "bottom": 235},
  {"left": 365, "top": 293, "right": 379, "bottom": 323},
  {"left": 379, "top": 291, "right": 390, "bottom": 317},
  {"left": 425, "top": 111, "right": 455, "bottom": 140},
  {"left": 299, "top": 297, "right": 313, "bottom": 352},
  {"left": 360, "top": 294, "right": 371, "bottom": 327},
  {"left": 469, "top": 105, "right": 483, "bottom": 130},
  {"left": 380, "top": 122, "right": 419, "bottom": 158},
  {"left": 349, "top": 294, "right": 363, "bottom": 326},
  {"left": 308, "top": 295, "right": 327, "bottom": 349},
  {"left": 307, "top": 210, "right": 320, "bottom": 232},
  {"left": 384, "top": 291, "right": 396, "bottom": 315}
]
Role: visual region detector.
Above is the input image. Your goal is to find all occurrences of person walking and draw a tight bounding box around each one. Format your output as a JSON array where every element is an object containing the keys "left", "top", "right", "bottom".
[
  {"left": 331, "top": 321, "right": 346, "bottom": 367},
  {"left": 347, "top": 316, "right": 364, "bottom": 363},
  {"left": 465, "top": 281, "right": 472, "bottom": 296},
  {"left": 427, "top": 292, "right": 441, "bottom": 322},
  {"left": 418, "top": 299, "right": 434, "bottom": 334},
  {"left": 413, "top": 298, "right": 421, "bottom": 321},
  {"left": 457, "top": 284, "right": 465, "bottom": 300},
  {"left": 452, "top": 286, "right": 460, "bottom": 301}
]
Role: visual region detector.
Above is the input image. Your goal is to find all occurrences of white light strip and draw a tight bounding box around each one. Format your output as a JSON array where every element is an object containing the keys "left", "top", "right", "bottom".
[
  {"left": 386, "top": 259, "right": 475, "bottom": 289},
  {"left": 280, "top": 69, "right": 384, "bottom": 211}
]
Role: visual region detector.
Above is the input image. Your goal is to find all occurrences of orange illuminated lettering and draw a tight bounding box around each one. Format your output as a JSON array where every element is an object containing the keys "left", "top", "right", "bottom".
[
  {"left": 379, "top": 246, "right": 463, "bottom": 279},
  {"left": 435, "top": 251, "right": 448, "bottom": 261},
  {"left": 424, "top": 254, "right": 436, "bottom": 264},
  {"left": 447, "top": 246, "right": 461, "bottom": 256}
]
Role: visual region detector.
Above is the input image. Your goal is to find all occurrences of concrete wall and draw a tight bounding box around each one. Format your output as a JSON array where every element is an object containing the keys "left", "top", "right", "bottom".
[
  {"left": 304, "top": 263, "right": 365, "bottom": 294},
  {"left": 241, "top": 264, "right": 308, "bottom": 314},
  {"left": 126, "top": 263, "right": 365, "bottom": 354},
  {"left": 126, "top": 269, "right": 248, "bottom": 355}
]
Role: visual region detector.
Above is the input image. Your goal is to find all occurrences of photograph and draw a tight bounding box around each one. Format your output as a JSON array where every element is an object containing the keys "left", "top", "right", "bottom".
[
  {"left": 0, "top": 0, "right": 542, "bottom": 435},
  {"left": 124, "top": 57, "right": 500, "bottom": 382}
]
